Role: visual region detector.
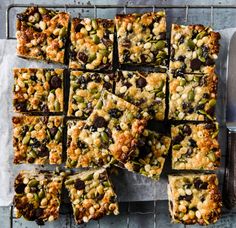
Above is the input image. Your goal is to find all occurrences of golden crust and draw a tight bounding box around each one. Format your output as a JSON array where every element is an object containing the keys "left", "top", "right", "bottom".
[
  {"left": 16, "top": 7, "right": 70, "bottom": 63},
  {"left": 79, "top": 91, "right": 149, "bottom": 163},
  {"left": 69, "top": 18, "right": 114, "bottom": 70},
  {"left": 168, "top": 174, "right": 222, "bottom": 225},
  {"left": 171, "top": 122, "right": 221, "bottom": 170},
  {"left": 13, "top": 68, "right": 64, "bottom": 113},
  {"left": 12, "top": 116, "right": 63, "bottom": 165},
  {"left": 65, "top": 169, "right": 119, "bottom": 224},
  {"left": 14, "top": 170, "right": 63, "bottom": 224},
  {"left": 168, "top": 71, "right": 218, "bottom": 121}
]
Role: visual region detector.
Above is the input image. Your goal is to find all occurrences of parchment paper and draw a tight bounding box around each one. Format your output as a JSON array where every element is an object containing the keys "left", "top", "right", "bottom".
[{"left": 0, "top": 28, "right": 233, "bottom": 205}]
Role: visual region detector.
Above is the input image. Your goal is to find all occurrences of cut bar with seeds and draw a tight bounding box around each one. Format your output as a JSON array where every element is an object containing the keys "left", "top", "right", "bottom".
[
  {"left": 115, "top": 71, "right": 166, "bottom": 120},
  {"left": 169, "top": 24, "right": 220, "bottom": 74},
  {"left": 115, "top": 11, "right": 168, "bottom": 68},
  {"left": 65, "top": 168, "right": 119, "bottom": 224},
  {"left": 79, "top": 91, "right": 149, "bottom": 163},
  {"left": 13, "top": 170, "right": 63, "bottom": 225},
  {"left": 168, "top": 174, "right": 222, "bottom": 225},
  {"left": 16, "top": 7, "right": 70, "bottom": 63},
  {"left": 66, "top": 120, "right": 115, "bottom": 168},
  {"left": 171, "top": 122, "right": 221, "bottom": 170},
  {"left": 168, "top": 70, "right": 217, "bottom": 121},
  {"left": 67, "top": 71, "right": 114, "bottom": 118},
  {"left": 69, "top": 18, "right": 114, "bottom": 70},
  {"left": 122, "top": 129, "right": 171, "bottom": 180},
  {"left": 13, "top": 116, "right": 63, "bottom": 164},
  {"left": 13, "top": 68, "right": 64, "bottom": 113}
]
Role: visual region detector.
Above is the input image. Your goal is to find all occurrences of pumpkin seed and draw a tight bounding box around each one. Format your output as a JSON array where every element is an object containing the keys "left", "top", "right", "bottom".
[
  {"left": 93, "top": 35, "right": 100, "bottom": 44},
  {"left": 54, "top": 101, "right": 60, "bottom": 112},
  {"left": 101, "top": 132, "right": 108, "bottom": 143},
  {"left": 196, "top": 31, "right": 206, "bottom": 40},
  {"left": 155, "top": 40, "right": 166, "bottom": 50},
  {"left": 88, "top": 53, "right": 96, "bottom": 62},
  {"left": 70, "top": 160, "right": 77, "bottom": 167},
  {"left": 65, "top": 179, "right": 74, "bottom": 185},
  {"left": 59, "top": 27, "right": 67, "bottom": 38},
  {"left": 28, "top": 179, "right": 39, "bottom": 187},
  {"left": 187, "top": 39, "right": 195, "bottom": 50},
  {"left": 96, "top": 100, "right": 103, "bottom": 109},
  {"left": 188, "top": 90, "right": 195, "bottom": 101},
  {"left": 208, "top": 99, "right": 216, "bottom": 107},
  {"left": 38, "top": 190, "right": 45, "bottom": 199},
  {"left": 22, "top": 135, "right": 30, "bottom": 145},
  {"left": 199, "top": 98, "right": 208, "bottom": 105},
  {"left": 197, "top": 48, "right": 203, "bottom": 56},
  {"left": 38, "top": 7, "right": 47, "bottom": 15},
  {"left": 172, "top": 144, "right": 182, "bottom": 150},
  {"left": 34, "top": 193, "right": 39, "bottom": 202},
  {"left": 180, "top": 79, "right": 186, "bottom": 86},
  {"left": 207, "top": 152, "right": 216, "bottom": 162},
  {"left": 55, "top": 129, "right": 62, "bottom": 142},
  {"left": 74, "top": 95, "right": 84, "bottom": 103},
  {"left": 212, "top": 130, "right": 219, "bottom": 139},
  {"left": 91, "top": 19, "right": 98, "bottom": 30},
  {"left": 28, "top": 151, "right": 37, "bottom": 159},
  {"left": 199, "top": 56, "right": 206, "bottom": 62}
]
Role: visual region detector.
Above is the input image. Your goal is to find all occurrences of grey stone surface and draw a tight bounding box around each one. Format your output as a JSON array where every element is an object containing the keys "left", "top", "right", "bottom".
[{"left": 2, "top": 0, "right": 236, "bottom": 227}]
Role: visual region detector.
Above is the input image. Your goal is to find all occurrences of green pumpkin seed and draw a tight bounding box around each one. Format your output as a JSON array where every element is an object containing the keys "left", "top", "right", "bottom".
[
  {"left": 157, "top": 80, "right": 164, "bottom": 91},
  {"left": 55, "top": 129, "right": 62, "bottom": 142},
  {"left": 38, "top": 190, "right": 45, "bottom": 199},
  {"left": 156, "top": 51, "right": 167, "bottom": 59},
  {"left": 199, "top": 98, "right": 208, "bottom": 105},
  {"left": 197, "top": 48, "right": 203, "bottom": 56},
  {"left": 101, "top": 132, "right": 109, "bottom": 143},
  {"left": 74, "top": 95, "right": 84, "bottom": 103},
  {"left": 172, "top": 144, "right": 182, "bottom": 150},
  {"left": 196, "top": 31, "right": 206, "bottom": 40},
  {"left": 97, "top": 100, "right": 103, "bottom": 109},
  {"left": 180, "top": 79, "right": 186, "bottom": 86},
  {"left": 207, "top": 152, "right": 216, "bottom": 162},
  {"left": 93, "top": 35, "right": 100, "bottom": 44},
  {"left": 199, "top": 56, "right": 206, "bottom": 62},
  {"left": 34, "top": 13, "right": 40, "bottom": 23},
  {"left": 45, "top": 71, "right": 51, "bottom": 81},
  {"left": 70, "top": 160, "right": 77, "bottom": 167},
  {"left": 208, "top": 99, "right": 216, "bottom": 107},
  {"left": 54, "top": 101, "right": 60, "bottom": 112},
  {"left": 99, "top": 49, "right": 108, "bottom": 56},
  {"left": 193, "top": 75, "right": 200, "bottom": 82},
  {"left": 103, "top": 181, "right": 110, "bottom": 187},
  {"left": 59, "top": 27, "right": 67, "bottom": 38},
  {"left": 50, "top": 89, "right": 55, "bottom": 94},
  {"left": 92, "top": 19, "right": 98, "bottom": 30},
  {"left": 156, "top": 91, "right": 165, "bottom": 98},
  {"left": 155, "top": 40, "right": 166, "bottom": 50},
  {"left": 28, "top": 179, "right": 39, "bottom": 187},
  {"left": 127, "top": 113, "right": 133, "bottom": 121},
  {"left": 188, "top": 90, "right": 194, "bottom": 101},
  {"left": 28, "top": 151, "right": 37, "bottom": 159},
  {"left": 212, "top": 130, "right": 219, "bottom": 139},
  {"left": 90, "top": 89, "right": 97, "bottom": 94},
  {"left": 34, "top": 193, "right": 39, "bottom": 202},
  {"left": 22, "top": 135, "right": 30, "bottom": 145},
  {"left": 29, "top": 125, "right": 34, "bottom": 131},
  {"left": 94, "top": 93, "right": 101, "bottom": 99},
  {"left": 187, "top": 39, "right": 195, "bottom": 50},
  {"left": 65, "top": 179, "right": 74, "bottom": 185},
  {"left": 38, "top": 7, "right": 47, "bottom": 15},
  {"left": 88, "top": 53, "right": 96, "bottom": 62}
]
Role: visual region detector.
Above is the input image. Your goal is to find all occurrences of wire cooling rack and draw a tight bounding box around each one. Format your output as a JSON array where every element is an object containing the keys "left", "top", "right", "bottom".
[{"left": 6, "top": 3, "right": 236, "bottom": 228}]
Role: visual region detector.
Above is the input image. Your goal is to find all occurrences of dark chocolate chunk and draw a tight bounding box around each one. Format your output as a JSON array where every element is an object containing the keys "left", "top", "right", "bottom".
[
  {"left": 15, "top": 101, "right": 27, "bottom": 112},
  {"left": 75, "top": 23, "right": 85, "bottom": 33},
  {"left": 77, "top": 140, "right": 87, "bottom": 149},
  {"left": 38, "top": 145, "right": 49, "bottom": 157},
  {"left": 190, "top": 58, "right": 202, "bottom": 70},
  {"left": 77, "top": 52, "right": 88, "bottom": 63},
  {"left": 74, "top": 179, "right": 85, "bottom": 190},
  {"left": 189, "top": 138, "right": 197, "bottom": 147},
  {"left": 108, "top": 108, "right": 123, "bottom": 118},
  {"left": 49, "top": 126, "right": 58, "bottom": 138},
  {"left": 183, "top": 125, "right": 192, "bottom": 136},
  {"left": 15, "top": 183, "right": 26, "bottom": 194},
  {"left": 30, "top": 75, "right": 37, "bottom": 82},
  {"left": 29, "top": 138, "right": 41, "bottom": 148},
  {"left": 194, "top": 178, "right": 208, "bottom": 190},
  {"left": 50, "top": 76, "right": 62, "bottom": 89},
  {"left": 172, "top": 135, "right": 184, "bottom": 145},
  {"left": 136, "top": 77, "right": 147, "bottom": 88},
  {"left": 93, "top": 116, "right": 107, "bottom": 128}
]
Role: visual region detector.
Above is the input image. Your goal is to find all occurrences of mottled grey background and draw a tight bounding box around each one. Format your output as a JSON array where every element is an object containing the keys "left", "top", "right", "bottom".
[{"left": 1, "top": 0, "right": 236, "bottom": 227}]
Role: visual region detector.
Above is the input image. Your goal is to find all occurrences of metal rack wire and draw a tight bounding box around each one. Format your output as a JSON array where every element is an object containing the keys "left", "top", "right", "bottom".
[{"left": 6, "top": 3, "right": 236, "bottom": 228}]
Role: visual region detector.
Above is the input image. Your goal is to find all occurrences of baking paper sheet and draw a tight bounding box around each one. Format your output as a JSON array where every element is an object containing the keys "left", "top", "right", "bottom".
[{"left": 0, "top": 28, "right": 232, "bottom": 205}]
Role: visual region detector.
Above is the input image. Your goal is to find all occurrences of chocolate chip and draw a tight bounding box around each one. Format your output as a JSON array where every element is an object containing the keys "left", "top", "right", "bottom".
[
  {"left": 110, "top": 195, "right": 116, "bottom": 203},
  {"left": 90, "top": 125, "right": 97, "bottom": 132},
  {"left": 195, "top": 103, "right": 205, "bottom": 110},
  {"left": 205, "top": 123, "right": 216, "bottom": 130},
  {"left": 35, "top": 208, "right": 44, "bottom": 217},
  {"left": 21, "top": 125, "right": 29, "bottom": 136},
  {"left": 15, "top": 183, "right": 26, "bottom": 194},
  {"left": 179, "top": 194, "right": 193, "bottom": 202},
  {"left": 194, "top": 178, "right": 208, "bottom": 190},
  {"left": 50, "top": 33, "right": 57, "bottom": 39},
  {"left": 93, "top": 116, "right": 107, "bottom": 128},
  {"left": 123, "top": 49, "right": 130, "bottom": 62},
  {"left": 77, "top": 52, "right": 88, "bottom": 63},
  {"left": 15, "top": 101, "right": 27, "bottom": 112},
  {"left": 102, "top": 20, "right": 111, "bottom": 28},
  {"left": 38, "top": 145, "right": 49, "bottom": 157},
  {"left": 177, "top": 55, "right": 185, "bottom": 62},
  {"left": 49, "top": 126, "right": 58, "bottom": 138},
  {"left": 205, "top": 57, "right": 215, "bottom": 66},
  {"left": 102, "top": 38, "right": 112, "bottom": 47},
  {"left": 140, "top": 54, "right": 147, "bottom": 63},
  {"left": 28, "top": 157, "right": 35, "bottom": 163},
  {"left": 109, "top": 108, "right": 123, "bottom": 118},
  {"left": 69, "top": 50, "right": 77, "bottom": 60},
  {"left": 172, "top": 135, "right": 183, "bottom": 145},
  {"left": 199, "top": 76, "right": 207, "bottom": 86},
  {"left": 175, "top": 69, "right": 184, "bottom": 77},
  {"left": 159, "top": 32, "right": 166, "bottom": 40},
  {"left": 203, "top": 93, "right": 210, "bottom": 99},
  {"left": 202, "top": 46, "right": 209, "bottom": 58},
  {"left": 170, "top": 47, "right": 175, "bottom": 61},
  {"left": 116, "top": 125, "right": 121, "bottom": 131},
  {"left": 189, "top": 138, "right": 197, "bottom": 147},
  {"left": 96, "top": 193, "right": 104, "bottom": 200},
  {"left": 104, "top": 29, "right": 110, "bottom": 39},
  {"left": 30, "top": 75, "right": 37, "bottom": 81},
  {"left": 186, "top": 148, "right": 193, "bottom": 157},
  {"left": 77, "top": 140, "right": 87, "bottom": 149},
  {"left": 190, "top": 58, "right": 202, "bottom": 70},
  {"left": 136, "top": 77, "right": 147, "bottom": 88},
  {"left": 75, "top": 23, "right": 85, "bottom": 33},
  {"left": 103, "top": 82, "right": 112, "bottom": 90},
  {"left": 74, "top": 179, "right": 85, "bottom": 190},
  {"left": 29, "top": 138, "right": 41, "bottom": 148},
  {"left": 50, "top": 76, "right": 62, "bottom": 89},
  {"left": 122, "top": 39, "right": 131, "bottom": 48},
  {"left": 139, "top": 145, "right": 151, "bottom": 158},
  {"left": 183, "top": 125, "right": 192, "bottom": 136}
]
